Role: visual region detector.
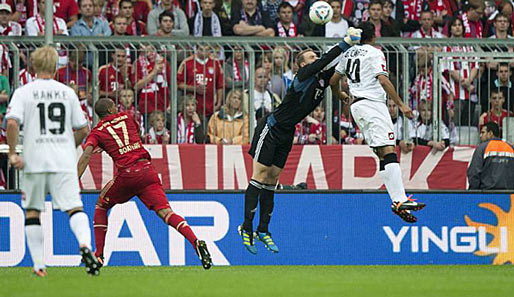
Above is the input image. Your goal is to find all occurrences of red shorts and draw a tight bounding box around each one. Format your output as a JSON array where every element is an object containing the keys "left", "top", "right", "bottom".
[{"left": 98, "top": 161, "right": 169, "bottom": 211}]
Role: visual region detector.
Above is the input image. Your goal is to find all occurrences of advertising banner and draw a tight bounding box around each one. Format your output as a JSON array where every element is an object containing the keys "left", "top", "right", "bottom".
[
  {"left": 78, "top": 145, "right": 475, "bottom": 190},
  {"left": 1, "top": 192, "right": 512, "bottom": 266}
]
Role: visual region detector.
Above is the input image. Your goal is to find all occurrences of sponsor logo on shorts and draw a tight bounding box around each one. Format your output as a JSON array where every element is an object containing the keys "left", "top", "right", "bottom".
[
  {"left": 388, "top": 132, "right": 394, "bottom": 140},
  {"left": 21, "top": 191, "right": 26, "bottom": 201}
]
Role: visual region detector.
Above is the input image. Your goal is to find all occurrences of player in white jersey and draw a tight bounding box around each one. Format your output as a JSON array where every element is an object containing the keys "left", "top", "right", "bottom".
[
  {"left": 5, "top": 46, "right": 100, "bottom": 277},
  {"left": 330, "top": 22, "right": 426, "bottom": 223}
]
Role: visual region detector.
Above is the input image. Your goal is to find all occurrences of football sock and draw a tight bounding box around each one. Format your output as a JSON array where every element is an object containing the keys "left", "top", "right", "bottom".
[
  {"left": 164, "top": 212, "right": 198, "bottom": 247},
  {"left": 257, "top": 184, "right": 275, "bottom": 233},
  {"left": 379, "top": 153, "right": 408, "bottom": 203},
  {"left": 93, "top": 206, "right": 108, "bottom": 257},
  {"left": 69, "top": 211, "right": 92, "bottom": 250},
  {"left": 25, "top": 218, "right": 45, "bottom": 271},
  {"left": 242, "top": 179, "right": 263, "bottom": 232}
]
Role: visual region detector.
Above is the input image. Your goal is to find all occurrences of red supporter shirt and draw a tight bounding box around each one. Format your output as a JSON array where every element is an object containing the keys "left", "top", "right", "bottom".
[
  {"left": 482, "top": 110, "right": 513, "bottom": 130},
  {"left": 52, "top": 0, "right": 79, "bottom": 22},
  {"left": 135, "top": 57, "right": 171, "bottom": 114},
  {"left": 133, "top": 1, "right": 150, "bottom": 22},
  {"left": 56, "top": 65, "right": 92, "bottom": 98},
  {"left": 177, "top": 56, "right": 224, "bottom": 116},
  {"left": 98, "top": 63, "right": 133, "bottom": 99},
  {"left": 85, "top": 112, "right": 151, "bottom": 169}
]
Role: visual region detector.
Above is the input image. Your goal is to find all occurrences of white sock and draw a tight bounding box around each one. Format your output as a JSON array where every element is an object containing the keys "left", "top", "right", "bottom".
[
  {"left": 379, "top": 162, "right": 408, "bottom": 203},
  {"left": 69, "top": 212, "right": 92, "bottom": 249},
  {"left": 25, "top": 225, "right": 45, "bottom": 271}
]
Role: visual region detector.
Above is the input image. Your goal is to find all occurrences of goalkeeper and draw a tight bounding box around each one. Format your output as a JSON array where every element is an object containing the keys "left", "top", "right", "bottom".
[{"left": 240, "top": 28, "right": 362, "bottom": 254}]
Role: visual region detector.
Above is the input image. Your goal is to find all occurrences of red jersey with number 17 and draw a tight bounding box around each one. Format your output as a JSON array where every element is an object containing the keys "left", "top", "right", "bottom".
[{"left": 85, "top": 112, "right": 150, "bottom": 169}]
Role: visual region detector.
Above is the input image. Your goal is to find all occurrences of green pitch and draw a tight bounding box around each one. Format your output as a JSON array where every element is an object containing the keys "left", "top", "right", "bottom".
[{"left": 1, "top": 266, "right": 513, "bottom": 297}]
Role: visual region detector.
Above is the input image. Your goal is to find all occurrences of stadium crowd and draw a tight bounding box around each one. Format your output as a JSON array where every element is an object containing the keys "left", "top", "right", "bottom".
[{"left": 0, "top": 0, "right": 513, "bottom": 153}]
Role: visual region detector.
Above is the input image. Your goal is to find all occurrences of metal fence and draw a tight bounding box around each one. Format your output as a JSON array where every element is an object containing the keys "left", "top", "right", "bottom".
[{"left": 1, "top": 36, "right": 513, "bottom": 149}]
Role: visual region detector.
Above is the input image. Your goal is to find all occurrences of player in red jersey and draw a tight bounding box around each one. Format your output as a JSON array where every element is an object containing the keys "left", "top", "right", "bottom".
[{"left": 77, "top": 98, "right": 212, "bottom": 270}]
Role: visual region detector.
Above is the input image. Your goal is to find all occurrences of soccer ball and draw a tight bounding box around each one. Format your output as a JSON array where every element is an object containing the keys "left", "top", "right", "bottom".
[{"left": 309, "top": 1, "right": 333, "bottom": 25}]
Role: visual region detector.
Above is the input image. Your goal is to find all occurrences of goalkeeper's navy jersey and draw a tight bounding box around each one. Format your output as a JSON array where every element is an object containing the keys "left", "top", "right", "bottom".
[{"left": 270, "top": 44, "right": 346, "bottom": 130}]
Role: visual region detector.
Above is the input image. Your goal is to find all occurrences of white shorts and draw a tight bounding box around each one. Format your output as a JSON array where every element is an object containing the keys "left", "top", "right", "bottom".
[
  {"left": 20, "top": 172, "right": 83, "bottom": 212},
  {"left": 350, "top": 99, "right": 396, "bottom": 147}
]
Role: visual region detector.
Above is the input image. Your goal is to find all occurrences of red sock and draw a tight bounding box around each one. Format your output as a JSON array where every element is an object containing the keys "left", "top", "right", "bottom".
[
  {"left": 93, "top": 206, "right": 108, "bottom": 257},
  {"left": 164, "top": 212, "right": 198, "bottom": 248}
]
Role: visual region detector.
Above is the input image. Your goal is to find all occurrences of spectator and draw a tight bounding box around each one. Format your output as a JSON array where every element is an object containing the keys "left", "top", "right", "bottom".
[
  {"left": 214, "top": 0, "right": 241, "bottom": 35},
  {"left": 467, "top": 122, "right": 514, "bottom": 190},
  {"left": 443, "top": 17, "right": 479, "bottom": 127},
  {"left": 117, "top": 0, "right": 147, "bottom": 35},
  {"left": 263, "top": 0, "right": 282, "bottom": 25},
  {"left": 54, "top": 0, "right": 80, "bottom": 28},
  {"left": 410, "top": 10, "right": 444, "bottom": 38},
  {"left": 112, "top": 14, "right": 129, "bottom": 35},
  {"left": 367, "top": 0, "right": 399, "bottom": 37},
  {"left": 190, "top": 0, "right": 223, "bottom": 37},
  {"left": 488, "top": 12, "right": 512, "bottom": 39},
  {"left": 293, "top": 119, "right": 309, "bottom": 144},
  {"left": 285, "top": 0, "right": 305, "bottom": 25},
  {"left": 208, "top": 89, "right": 250, "bottom": 144},
  {"left": 18, "top": 62, "right": 35, "bottom": 86},
  {"left": 56, "top": 48, "right": 92, "bottom": 100},
  {"left": 177, "top": 45, "right": 224, "bottom": 118},
  {"left": 98, "top": 47, "right": 133, "bottom": 100},
  {"left": 232, "top": 0, "right": 274, "bottom": 37},
  {"left": 5, "top": 0, "right": 31, "bottom": 28},
  {"left": 0, "top": 4, "right": 20, "bottom": 76},
  {"left": 351, "top": 0, "right": 370, "bottom": 26},
  {"left": 387, "top": 98, "right": 413, "bottom": 153},
  {"left": 243, "top": 67, "right": 281, "bottom": 118},
  {"left": 154, "top": 10, "right": 174, "bottom": 37},
  {"left": 459, "top": 0, "right": 485, "bottom": 38},
  {"left": 325, "top": 0, "right": 349, "bottom": 38},
  {"left": 118, "top": 88, "right": 144, "bottom": 132},
  {"left": 407, "top": 101, "right": 452, "bottom": 151},
  {"left": 269, "top": 47, "right": 293, "bottom": 98},
  {"left": 134, "top": 45, "right": 171, "bottom": 114},
  {"left": 145, "top": 111, "right": 171, "bottom": 144},
  {"left": 0, "top": 4, "right": 22, "bottom": 36},
  {"left": 26, "top": 0, "right": 68, "bottom": 36},
  {"left": 175, "top": 0, "right": 199, "bottom": 19},
  {"left": 131, "top": 0, "right": 152, "bottom": 23},
  {"left": 274, "top": 2, "right": 298, "bottom": 37},
  {"left": 337, "top": 108, "right": 364, "bottom": 144},
  {"left": 307, "top": 105, "right": 330, "bottom": 144},
  {"left": 425, "top": 0, "right": 454, "bottom": 30},
  {"left": 479, "top": 90, "right": 513, "bottom": 132},
  {"left": 71, "top": 0, "right": 112, "bottom": 36},
  {"left": 147, "top": 0, "right": 189, "bottom": 36},
  {"left": 409, "top": 51, "right": 451, "bottom": 111},
  {"left": 79, "top": 85, "right": 94, "bottom": 126},
  {"left": 257, "top": 51, "right": 273, "bottom": 73},
  {"left": 176, "top": 95, "right": 205, "bottom": 144},
  {"left": 480, "top": 63, "right": 514, "bottom": 111},
  {"left": 225, "top": 46, "right": 250, "bottom": 89},
  {"left": 0, "top": 71, "right": 10, "bottom": 115},
  {"left": 93, "top": 0, "right": 108, "bottom": 21}
]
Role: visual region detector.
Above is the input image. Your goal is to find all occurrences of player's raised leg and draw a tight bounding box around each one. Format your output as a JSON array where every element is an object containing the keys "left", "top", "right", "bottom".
[
  {"left": 255, "top": 165, "right": 282, "bottom": 253},
  {"left": 376, "top": 146, "right": 425, "bottom": 223}
]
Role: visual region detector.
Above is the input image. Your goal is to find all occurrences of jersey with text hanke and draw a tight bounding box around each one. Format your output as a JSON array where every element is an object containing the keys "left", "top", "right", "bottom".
[
  {"left": 336, "top": 44, "right": 388, "bottom": 102},
  {"left": 5, "top": 79, "right": 87, "bottom": 173},
  {"left": 85, "top": 112, "right": 150, "bottom": 169}
]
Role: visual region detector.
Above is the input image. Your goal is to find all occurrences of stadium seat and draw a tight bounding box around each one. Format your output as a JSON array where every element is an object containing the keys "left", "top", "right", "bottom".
[
  {"left": 502, "top": 117, "right": 514, "bottom": 143},
  {"left": 456, "top": 126, "right": 479, "bottom": 145}
]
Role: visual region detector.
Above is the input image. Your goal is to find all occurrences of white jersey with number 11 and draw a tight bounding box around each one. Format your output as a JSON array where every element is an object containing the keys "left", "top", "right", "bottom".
[{"left": 335, "top": 44, "right": 388, "bottom": 103}]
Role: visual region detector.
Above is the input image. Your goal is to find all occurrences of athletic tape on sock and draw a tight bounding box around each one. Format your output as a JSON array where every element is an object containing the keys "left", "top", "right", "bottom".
[{"left": 25, "top": 218, "right": 41, "bottom": 225}]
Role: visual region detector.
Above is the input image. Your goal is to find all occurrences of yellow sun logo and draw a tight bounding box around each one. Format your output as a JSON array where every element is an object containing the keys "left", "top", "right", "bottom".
[{"left": 465, "top": 194, "right": 514, "bottom": 265}]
